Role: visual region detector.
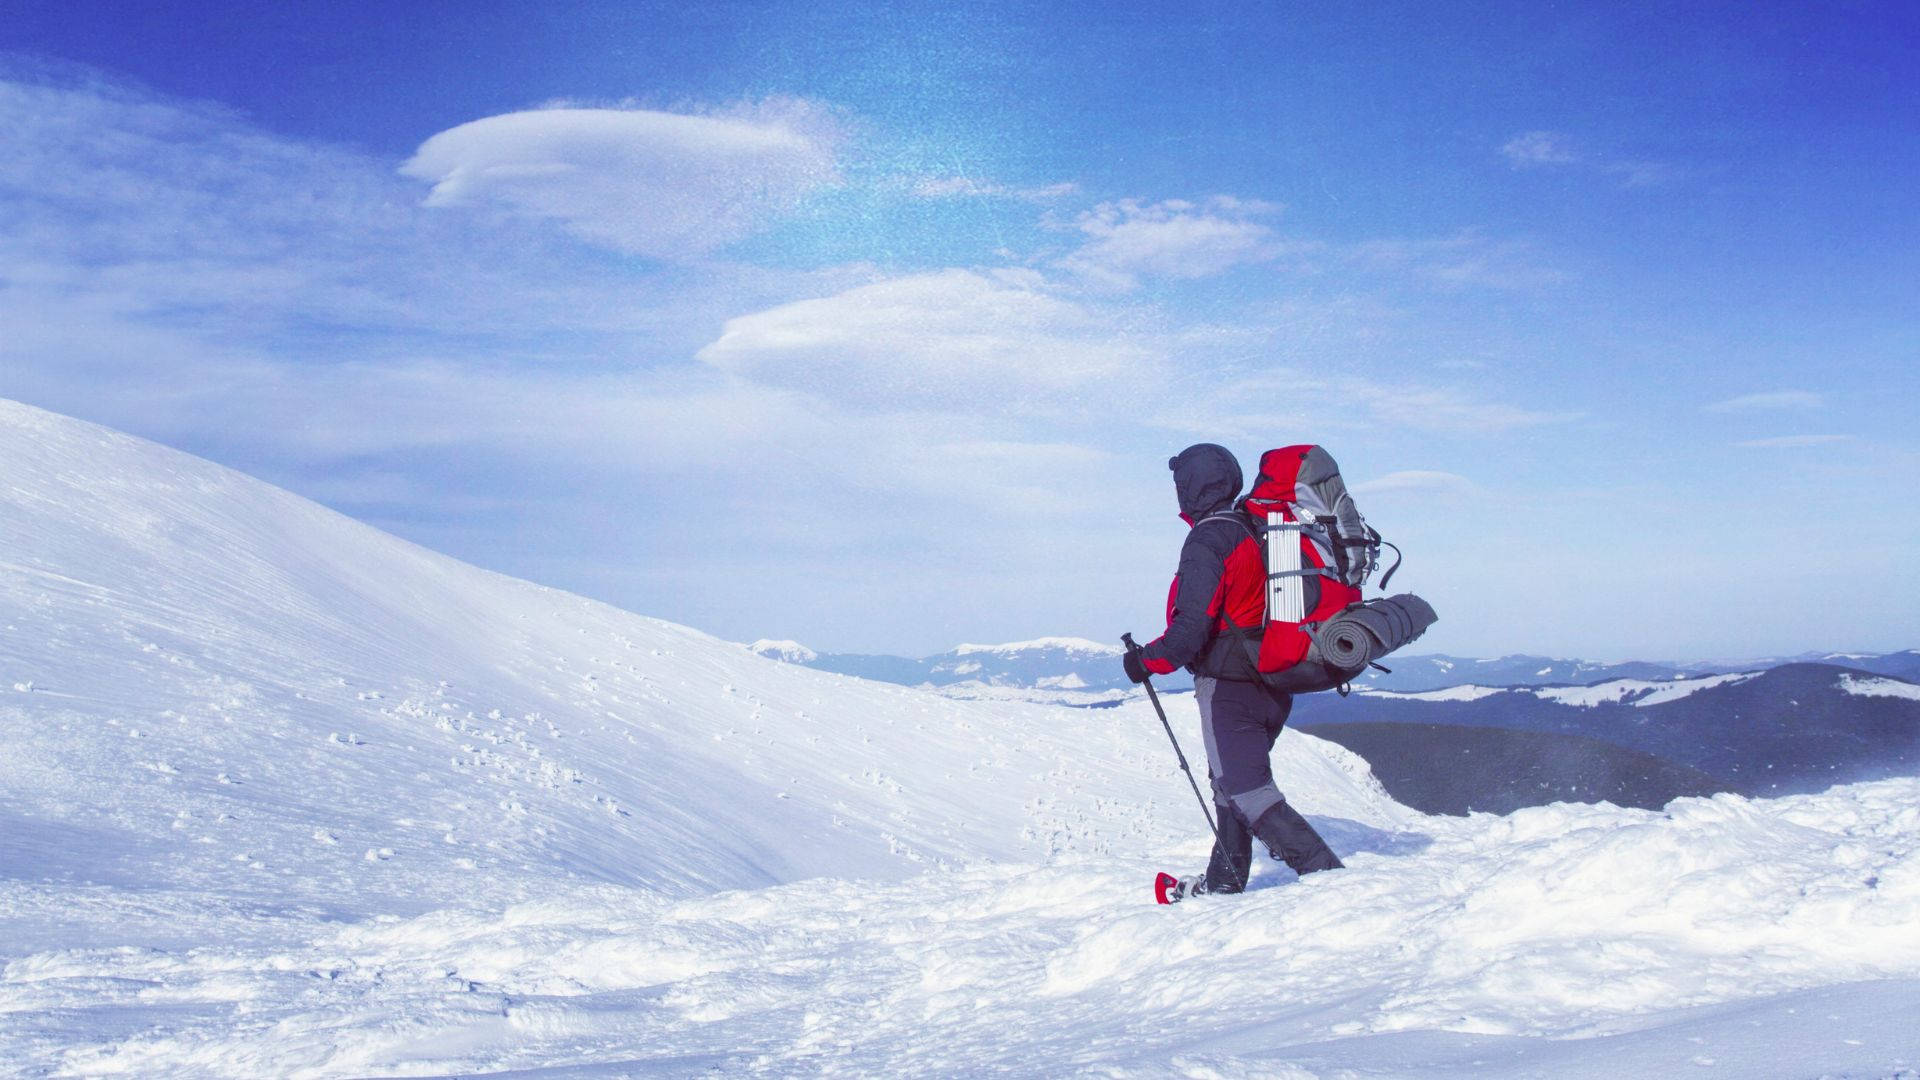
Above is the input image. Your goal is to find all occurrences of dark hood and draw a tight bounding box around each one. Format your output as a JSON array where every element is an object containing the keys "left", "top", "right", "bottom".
[{"left": 1168, "top": 443, "right": 1244, "bottom": 520}]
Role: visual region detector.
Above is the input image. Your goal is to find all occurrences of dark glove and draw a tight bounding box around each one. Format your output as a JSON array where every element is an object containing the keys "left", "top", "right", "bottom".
[{"left": 1122, "top": 650, "right": 1151, "bottom": 684}]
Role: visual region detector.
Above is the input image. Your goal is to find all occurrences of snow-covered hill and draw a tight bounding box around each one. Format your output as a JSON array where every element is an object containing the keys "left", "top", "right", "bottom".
[
  {"left": 3, "top": 398, "right": 1918, "bottom": 1078},
  {"left": 0, "top": 398, "right": 1401, "bottom": 916}
]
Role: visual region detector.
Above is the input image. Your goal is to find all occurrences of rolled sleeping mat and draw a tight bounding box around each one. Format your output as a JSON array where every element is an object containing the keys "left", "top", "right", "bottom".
[{"left": 1311, "top": 593, "right": 1439, "bottom": 670}]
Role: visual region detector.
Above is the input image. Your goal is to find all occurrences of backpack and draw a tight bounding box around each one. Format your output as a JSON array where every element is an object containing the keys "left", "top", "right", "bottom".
[{"left": 1239, "top": 445, "right": 1434, "bottom": 694}]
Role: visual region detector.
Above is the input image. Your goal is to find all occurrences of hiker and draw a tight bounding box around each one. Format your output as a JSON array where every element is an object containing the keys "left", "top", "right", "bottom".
[{"left": 1122, "top": 442, "right": 1343, "bottom": 895}]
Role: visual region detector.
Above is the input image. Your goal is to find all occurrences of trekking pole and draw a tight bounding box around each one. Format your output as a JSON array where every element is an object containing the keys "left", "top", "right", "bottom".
[{"left": 1123, "top": 634, "right": 1223, "bottom": 847}]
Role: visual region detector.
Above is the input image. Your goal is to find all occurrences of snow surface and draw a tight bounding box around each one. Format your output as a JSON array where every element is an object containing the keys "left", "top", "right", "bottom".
[
  {"left": 1840, "top": 674, "right": 1920, "bottom": 701},
  {"left": 3, "top": 398, "right": 1919, "bottom": 1078}
]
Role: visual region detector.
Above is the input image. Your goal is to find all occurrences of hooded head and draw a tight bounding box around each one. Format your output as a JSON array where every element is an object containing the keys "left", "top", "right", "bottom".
[{"left": 1167, "top": 443, "right": 1244, "bottom": 520}]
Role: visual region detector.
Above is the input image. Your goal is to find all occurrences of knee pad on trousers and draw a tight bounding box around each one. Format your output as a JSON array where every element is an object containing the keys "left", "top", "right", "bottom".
[{"left": 1227, "top": 783, "right": 1284, "bottom": 827}]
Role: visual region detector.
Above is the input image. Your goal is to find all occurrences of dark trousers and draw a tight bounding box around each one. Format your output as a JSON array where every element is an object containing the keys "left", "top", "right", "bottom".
[{"left": 1195, "top": 675, "right": 1343, "bottom": 890}]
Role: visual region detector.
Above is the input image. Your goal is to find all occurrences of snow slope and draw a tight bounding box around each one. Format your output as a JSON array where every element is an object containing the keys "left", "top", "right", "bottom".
[
  {"left": 0, "top": 398, "right": 1401, "bottom": 915},
  {"left": 3, "top": 398, "right": 1918, "bottom": 1078}
]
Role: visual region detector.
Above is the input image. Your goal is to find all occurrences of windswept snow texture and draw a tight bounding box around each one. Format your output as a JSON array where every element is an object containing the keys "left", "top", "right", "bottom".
[{"left": 3, "top": 398, "right": 1919, "bottom": 1078}]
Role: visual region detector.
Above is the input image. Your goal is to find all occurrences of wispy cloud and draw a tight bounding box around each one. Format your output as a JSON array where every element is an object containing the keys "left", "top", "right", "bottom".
[
  {"left": 1179, "top": 371, "right": 1575, "bottom": 439},
  {"left": 1056, "top": 197, "right": 1292, "bottom": 291},
  {"left": 1603, "top": 159, "right": 1679, "bottom": 188},
  {"left": 1733, "top": 434, "right": 1853, "bottom": 449},
  {"left": 400, "top": 99, "right": 845, "bottom": 259},
  {"left": 0, "top": 63, "right": 1629, "bottom": 656},
  {"left": 1346, "top": 233, "right": 1566, "bottom": 291},
  {"left": 695, "top": 268, "right": 1160, "bottom": 410},
  {"left": 1501, "top": 131, "right": 1579, "bottom": 166},
  {"left": 1351, "top": 470, "right": 1478, "bottom": 497},
  {"left": 1499, "top": 129, "right": 1676, "bottom": 189},
  {"left": 910, "top": 176, "right": 1078, "bottom": 202},
  {"left": 1706, "top": 390, "right": 1824, "bottom": 412}
]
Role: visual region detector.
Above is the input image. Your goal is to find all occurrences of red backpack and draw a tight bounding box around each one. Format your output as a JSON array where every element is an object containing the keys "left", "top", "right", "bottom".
[{"left": 1240, "top": 445, "right": 1426, "bottom": 694}]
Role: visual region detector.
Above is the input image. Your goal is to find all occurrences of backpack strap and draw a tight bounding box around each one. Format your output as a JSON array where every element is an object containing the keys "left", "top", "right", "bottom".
[{"left": 1195, "top": 510, "right": 1255, "bottom": 540}]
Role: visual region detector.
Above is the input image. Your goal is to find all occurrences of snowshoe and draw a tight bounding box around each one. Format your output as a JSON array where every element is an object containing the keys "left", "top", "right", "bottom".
[{"left": 1154, "top": 871, "right": 1205, "bottom": 904}]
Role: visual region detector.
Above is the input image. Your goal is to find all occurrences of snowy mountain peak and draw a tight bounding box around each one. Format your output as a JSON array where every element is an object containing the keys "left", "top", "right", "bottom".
[
  {"left": 746, "top": 638, "right": 819, "bottom": 663},
  {"left": 951, "top": 636, "right": 1124, "bottom": 657}
]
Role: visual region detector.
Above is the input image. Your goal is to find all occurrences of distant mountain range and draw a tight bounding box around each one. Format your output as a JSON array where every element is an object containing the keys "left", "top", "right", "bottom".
[
  {"left": 748, "top": 637, "right": 1167, "bottom": 700},
  {"left": 1295, "top": 663, "right": 1920, "bottom": 808},
  {"left": 1350, "top": 650, "right": 1920, "bottom": 693},
  {"left": 747, "top": 638, "right": 1920, "bottom": 816},
  {"left": 748, "top": 637, "right": 1917, "bottom": 700}
]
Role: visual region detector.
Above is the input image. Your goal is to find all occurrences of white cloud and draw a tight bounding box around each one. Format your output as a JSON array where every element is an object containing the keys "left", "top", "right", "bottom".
[
  {"left": 1057, "top": 197, "right": 1289, "bottom": 290},
  {"left": 1347, "top": 234, "right": 1566, "bottom": 291},
  {"left": 1186, "top": 372, "right": 1574, "bottom": 439},
  {"left": 1354, "top": 381, "right": 1574, "bottom": 432},
  {"left": 1733, "top": 434, "right": 1853, "bottom": 449},
  {"left": 1605, "top": 159, "right": 1679, "bottom": 188},
  {"left": 1501, "top": 130, "right": 1675, "bottom": 189},
  {"left": 1501, "top": 131, "right": 1579, "bottom": 167},
  {"left": 910, "top": 176, "right": 1078, "bottom": 201},
  {"left": 695, "top": 268, "right": 1159, "bottom": 409},
  {"left": 1351, "top": 471, "right": 1477, "bottom": 497},
  {"left": 1706, "top": 390, "right": 1824, "bottom": 412},
  {"left": 400, "top": 100, "right": 843, "bottom": 258}
]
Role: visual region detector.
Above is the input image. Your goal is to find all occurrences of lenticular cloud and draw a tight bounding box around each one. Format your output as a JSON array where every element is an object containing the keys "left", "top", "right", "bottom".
[{"left": 400, "top": 102, "right": 841, "bottom": 258}]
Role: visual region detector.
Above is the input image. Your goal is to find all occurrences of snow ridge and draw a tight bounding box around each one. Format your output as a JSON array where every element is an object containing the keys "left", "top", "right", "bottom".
[
  {"left": 1534, "top": 671, "right": 1760, "bottom": 708},
  {"left": 1359, "top": 684, "right": 1509, "bottom": 703},
  {"left": 1359, "top": 672, "right": 1763, "bottom": 708},
  {"left": 1839, "top": 674, "right": 1920, "bottom": 701}
]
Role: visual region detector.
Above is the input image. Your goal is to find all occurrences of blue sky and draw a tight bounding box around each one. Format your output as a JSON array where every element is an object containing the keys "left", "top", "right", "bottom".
[{"left": 2, "top": 1, "right": 1914, "bottom": 660}]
